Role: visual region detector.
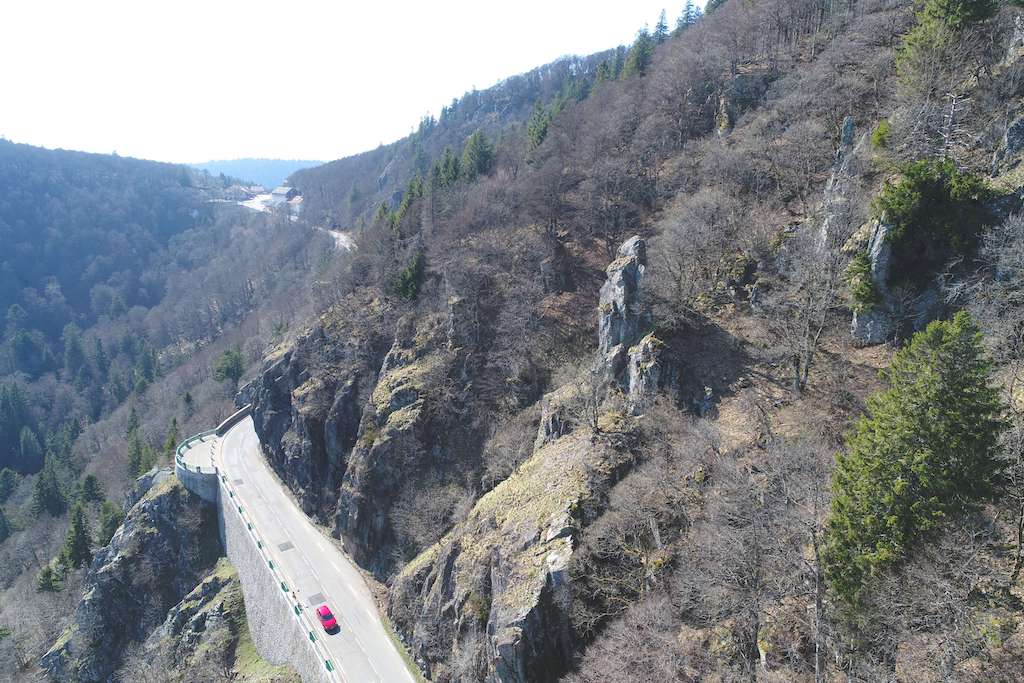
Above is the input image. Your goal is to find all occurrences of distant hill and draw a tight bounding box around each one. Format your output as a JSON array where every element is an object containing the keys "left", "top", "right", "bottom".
[{"left": 190, "top": 158, "right": 324, "bottom": 189}]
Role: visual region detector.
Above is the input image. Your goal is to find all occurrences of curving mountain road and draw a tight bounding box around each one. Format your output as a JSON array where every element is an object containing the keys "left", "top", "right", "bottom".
[{"left": 217, "top": 416, "right": 417, "bottom": 683}]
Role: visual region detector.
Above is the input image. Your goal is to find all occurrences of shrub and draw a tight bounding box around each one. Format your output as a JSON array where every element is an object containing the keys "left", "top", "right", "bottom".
[
  {"left": 824, "top": 312, "right": 1006, "bottom": 606},
  {"left": 870, "top": 119, "right": 890, "bottom": 149},
  {"left": 846, "top": 251, "right": 881, "bottom": 311},
  {"left": 874, "top": 159, "right": 992, "bottom": 288},
  {"left": 897, "top": 0, "right": 997, "bottom": 86}
]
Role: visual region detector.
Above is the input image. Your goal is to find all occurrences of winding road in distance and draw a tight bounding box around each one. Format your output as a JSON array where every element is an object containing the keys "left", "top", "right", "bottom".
[{"left": 218, "top": 416, "right": 417, "bottom": 683}]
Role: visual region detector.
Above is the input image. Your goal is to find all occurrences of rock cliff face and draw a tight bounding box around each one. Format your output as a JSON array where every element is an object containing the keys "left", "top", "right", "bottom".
[
  {"left": 389, "top": 427, "right": 637, "bottom": 683},
  {"left": 851, "top": 217, "right": 897, "bottom": 346},
  {"left": 137, "top": 558, "right": 300, "bottom": 682},
  {"left": 247, "top": 296, "right": 392, "bottom": 520},
  {"left": 248, "top": 295, "right": 462, "bottom": 577},
  {"left": 41, "top": 475, "right": 221, "bottom": 682},
  {"left": 334, "top": 314, "right": 452, "bottom": 575},
  {"left": 389, "top": 236, "right": 661, "bottom": 682},
  {"left": 597, "top": 235, "right": 648, "bottom": 359},
  {"left": 849, "top": 214, "right": 951, "bottom": 347}
]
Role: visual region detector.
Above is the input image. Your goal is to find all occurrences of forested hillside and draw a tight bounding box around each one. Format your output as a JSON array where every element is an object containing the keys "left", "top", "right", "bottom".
[
  {"left": 10, "top": 0, "right": 1024, "bottom": 681},
  {"left": 0, "top": 141, "right": 337, "bottom": 679},
  {"left": 242, "top": 0, "right": 1024, "bottom": 680}
]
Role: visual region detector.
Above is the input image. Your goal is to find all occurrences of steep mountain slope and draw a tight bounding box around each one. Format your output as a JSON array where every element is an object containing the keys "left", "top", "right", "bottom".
[
  {"left": 14, "top": 0, "right": 1024, "bottom": 681},
  {"left": 289, "top": 49, "right": 617, "bottom": 229},
  {"left": 240, "top": 0, "right": 1024, "bottom": 681},
  {"left": 0, "top": 142, "right": 336, "bottom": 680}
]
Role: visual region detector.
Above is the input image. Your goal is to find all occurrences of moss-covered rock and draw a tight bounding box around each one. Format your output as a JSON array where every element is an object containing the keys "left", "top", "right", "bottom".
[
  {"left": 389, "top": 427, "right": 638, "bottom": 683},
  {"left": 138, "top": 558, "right": 299, "bottom": 682}
]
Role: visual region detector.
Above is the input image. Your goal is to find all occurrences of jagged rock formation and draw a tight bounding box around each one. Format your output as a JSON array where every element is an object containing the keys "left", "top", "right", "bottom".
[
  {"left": 993, "top": 113, "right": 1024, "bottom": 176},
  {"left": 137, "top": 558, "right": 300, "bottom": 682},
  {"left": 248, "top": 296, "right": 463, "bottom": 577},
  {"left": 389, "top": 427, "right": 638, "bottom": 683},
  {"left": 538, "top": 236, "right": 665, "bottom": 449},
  {"left": 333, "top": 314, "right": 452, "bottom": 574},
  {"left": 388, "top": 236, "right": 664, "bottom": 682},
  {"left": 597, "top": 235, "right": 648, "bottom": 358},
  {"left": 851, "top": 217, "right": 897, "bottom": 346},
  {"left": 248, "top": 295, "right": 392, "bottom": 519},
  {"left": 41, "top": 476, "right": 220, "bottom": 682}
]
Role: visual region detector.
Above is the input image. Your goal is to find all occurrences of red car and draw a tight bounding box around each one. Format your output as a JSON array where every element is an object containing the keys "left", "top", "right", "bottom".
[{"left": 316, "top": 604, "right": 338, "bottom": 633}]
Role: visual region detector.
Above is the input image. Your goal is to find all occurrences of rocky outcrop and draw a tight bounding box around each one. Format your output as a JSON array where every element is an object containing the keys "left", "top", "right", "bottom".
[
  {"left": 597, "top": 236, "right": 663, "bottom": 414},
  {"left": 535, "top": 236, "right": 665, "bottom": 450},
  {"left": 249, "top": 291, "right": 472, "bottom": 578},
  {"left": 41, "top": 477, "right": 220, "bottom": 682},
  {"left": 248, "top": 299, "right": 391, "bottom": 519},
  {"left": 389, "top": 428, "right": 637, "bottom": 683},
  {"left": 334, "top": 314, "right": 450, "bottom": 576},
  {"left": 389, "top": 237, "right": 663, "bottom": 682},
  {"left": 849, "top": 214, "right": 949, "bottom": 346},
  {"left": 851, "top": 217, "right": 896, "bottom": 346},
  {"left": 597, "top": 235, "right": 648, "bottom": 358},
  {"left": 992, "top": 114, "right": 1024, "bottom": 177},
  {"left": 97, "top": 557, "right": 300, "bottom": 682},
  {"left": 625, "top": 333, "right": 663, "bottom": 413}
]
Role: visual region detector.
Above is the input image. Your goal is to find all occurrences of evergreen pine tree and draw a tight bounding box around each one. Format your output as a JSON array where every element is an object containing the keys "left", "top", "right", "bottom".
[
  {"left": 32, "top": 456, "right": 66, "bottom": 515},
  {"left": 0, "top": 506, "right": 10, "bottom": 543},
  {"left": 78, "top": 474, "right": 104, "bottom": 504},
  {"left": 163, "top": 417, "right": 180, "bottom": 461},
  {"left": 126, "top": 406, "right": 139, "bottom": 439},
  {"left": 213, "top": 346, "right": 245, "bottom": 392},
  {"left": 654, "top": 9, "right": 669, "bottom": 43},
  {"left": 127, "top": 430, "right": 144, "bottom": 477},
  {"left": 460, "top": 130, "right": 494, "bottom": 182},
  {"left": 62, "top": 323, "right": 86, "bottom": 376},
  {"left": 0, "top": 468, "right": 19, "bottom": 503},
  {"left": 823, "top": 312, "right": 1006, "bottom": 605},
  {"left": 97, "top": 500, "right": 124, "bottom": 547},
  {"left": 61, "top": 501, "right": 93, "bottom": 568},
  {"left": 19, "top": 427, "right": 43, "bottom": 471},
  {"left": 36, "top": 563, "right": 60, "bottom": 592},
  {"left": 676, "top": 0, "right": 702, "bottom": 34},
  {"left": 527, "top": 101, "right": 552, "bottom": 151},
  {"left": 622, "top": 27, "right": 655, "bottom": 77},
  {"left": 92, "top": 338, "right": 110, "bottom": 380}
]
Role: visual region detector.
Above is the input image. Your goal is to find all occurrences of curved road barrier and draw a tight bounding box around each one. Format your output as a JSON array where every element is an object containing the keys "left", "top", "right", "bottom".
[{"left": 175, "top": 409, "right": 416, "bottom": 683}]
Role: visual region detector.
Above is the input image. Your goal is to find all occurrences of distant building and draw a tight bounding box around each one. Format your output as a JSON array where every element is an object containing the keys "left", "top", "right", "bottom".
[{"left": 269, "top": 185, "right": 299, "bottom": 205}]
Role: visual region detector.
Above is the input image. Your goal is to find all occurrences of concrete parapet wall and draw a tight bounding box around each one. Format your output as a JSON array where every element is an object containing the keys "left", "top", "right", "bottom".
[
  {"left": 175, "top": 463, "right": 220, "bottom": 504},
  {"left": 217, "top": 404, "right": 253, "bottom": 436}
]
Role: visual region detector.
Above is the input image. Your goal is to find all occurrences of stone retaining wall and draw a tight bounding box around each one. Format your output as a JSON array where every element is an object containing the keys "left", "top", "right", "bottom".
[
  {"left": 176, "top": 405, "right": 340, "bottom": 683},
  {"left": 218, "top": 479, "right": 333, "bottom": 683}
]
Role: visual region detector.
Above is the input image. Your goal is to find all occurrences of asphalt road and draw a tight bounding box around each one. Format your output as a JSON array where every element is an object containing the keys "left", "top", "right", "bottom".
[{"left": 218, "top": 416, "right": 417, "bottom": 683}]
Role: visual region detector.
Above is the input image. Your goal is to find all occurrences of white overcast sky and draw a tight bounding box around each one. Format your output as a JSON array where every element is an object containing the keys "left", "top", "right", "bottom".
[{"left": 0, "top": 0, "right": 689, "bottom": 164}]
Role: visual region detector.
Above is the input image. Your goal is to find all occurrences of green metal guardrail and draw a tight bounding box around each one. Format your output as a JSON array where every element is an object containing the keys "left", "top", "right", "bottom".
[
  {"left": 218, "top": 468, "right": 343, "bottom": 680},
  {"left": 174, "top": 429, "right": 218, "bottom": 473},
  {"left": 176, "top": 415, "right": 344, "bottom": 680}
]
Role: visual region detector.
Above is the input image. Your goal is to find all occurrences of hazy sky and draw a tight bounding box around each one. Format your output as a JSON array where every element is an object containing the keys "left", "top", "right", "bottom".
[{"left": 1, "top": 1, "right": 687, "bottom": 164}]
